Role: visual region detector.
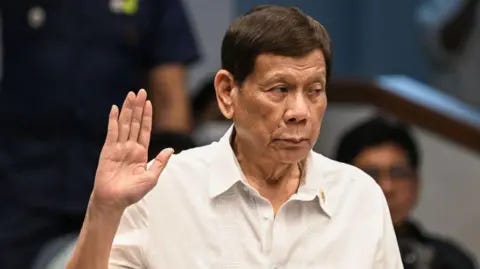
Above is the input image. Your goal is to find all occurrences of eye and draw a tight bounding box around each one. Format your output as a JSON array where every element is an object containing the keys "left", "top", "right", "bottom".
[
  {"left": 307, "top": 88, "right": 324, "bottom": 95},
  {"left": 270, "top": 86, "right": 289, "bottom": 93},
  {"left": 360, "top": 167, "right": 381, "bottom": 180},
  {"left": 266, "top": 86, "right": 289, "bottom": 100},
  {"left": 390, "top": 166, "right": 414, "bottom": 179}
]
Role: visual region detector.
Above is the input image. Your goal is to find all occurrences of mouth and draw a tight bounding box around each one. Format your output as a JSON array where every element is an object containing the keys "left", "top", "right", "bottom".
[{"left": 273, "top": 138, "right": 310, "bottom": 145}]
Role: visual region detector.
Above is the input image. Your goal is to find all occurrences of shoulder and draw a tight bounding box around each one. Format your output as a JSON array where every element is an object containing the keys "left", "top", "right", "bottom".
[
  {"left": 167, "top": 142, "right": 217, "bottom": 170},
  {"left": 310, "top": 152, "right": 386, "bottom": 213},
  {"left": 311, "top": 152, "right": 383, "bottom": 196},
  {"left": 156, "top": 142, "right": 219, "bottom": 186},
  {"left": 145, "top": 142, "right": 218, "bottom": 198}
]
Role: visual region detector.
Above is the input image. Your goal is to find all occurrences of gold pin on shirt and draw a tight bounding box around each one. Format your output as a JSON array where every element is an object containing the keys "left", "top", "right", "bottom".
[{"left": 320, "top": 190, "right": 326, "bottom": 204}]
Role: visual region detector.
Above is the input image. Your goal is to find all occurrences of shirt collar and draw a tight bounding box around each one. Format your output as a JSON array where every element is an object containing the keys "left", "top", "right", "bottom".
[
  {"left": 208, "top": 125, "right": 245, "bottom": 199},
  {"left": 295, "top": 152, "right": 336, "bottom": 218},
  {"left": 208, "top": 125, "right": 339, "bottom": 218}
]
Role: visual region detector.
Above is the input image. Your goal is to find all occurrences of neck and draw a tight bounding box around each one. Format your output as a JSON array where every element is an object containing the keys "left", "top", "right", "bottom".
[{"left": 232, "top": 134, "right": 304, "bottom": 215}]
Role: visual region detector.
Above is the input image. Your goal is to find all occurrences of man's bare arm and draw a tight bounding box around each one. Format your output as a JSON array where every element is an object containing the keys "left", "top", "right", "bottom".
[
  {"left": 149, "top": 64, "right": 192, "bottom": 134},
  {"left": 66, "top": 90, "right": 173, "bottom": 269}
]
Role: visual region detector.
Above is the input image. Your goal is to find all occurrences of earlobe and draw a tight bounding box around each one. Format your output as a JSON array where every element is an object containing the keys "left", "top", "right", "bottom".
[{"left": 214, "top": 70, "right": 236, "bottom": 119}]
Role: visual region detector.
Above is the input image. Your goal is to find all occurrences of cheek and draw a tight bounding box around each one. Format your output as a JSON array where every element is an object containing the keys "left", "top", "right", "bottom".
[
  {"left": 396, "top": 183, "right": 417, "bottom": 205},
  {"left": 234, "top": 95, "right": 282, "bottom": 139},
  {"left": 310, "top": 100, "right": 327, "bottom": 128},
  {"left": 243, "top": 96, "right": 283, "bottom": 126},
  {"left": 315, "top": 98, "right": 327, "bottom": 117},
  {"left": 406, "top": 184, "right": 418, "bottom": 203}
]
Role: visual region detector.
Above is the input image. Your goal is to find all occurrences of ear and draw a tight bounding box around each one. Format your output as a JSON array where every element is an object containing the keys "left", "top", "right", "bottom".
[{"left": 214, "top": 69, "right": 238, "bottom": 119}]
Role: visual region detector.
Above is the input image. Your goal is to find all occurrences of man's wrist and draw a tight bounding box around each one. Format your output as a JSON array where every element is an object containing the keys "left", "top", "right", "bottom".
[{"left": 87, "top": 194, "right": 125, "bottom": 221}]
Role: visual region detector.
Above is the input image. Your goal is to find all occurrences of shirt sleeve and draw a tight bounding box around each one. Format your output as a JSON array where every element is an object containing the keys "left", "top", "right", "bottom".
[
  {"left": 108, "top": 199, "right": 149, "bottom": 269},
  {"left": 146, "top": 0, "right": 200, "bottom": 67},
  {"left": 373, "top": 191, "right": 404, "bottom": 269}
]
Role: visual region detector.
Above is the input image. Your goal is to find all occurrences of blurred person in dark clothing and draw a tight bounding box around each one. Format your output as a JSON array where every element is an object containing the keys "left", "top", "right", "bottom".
[
  {"left": 0, "top": 0, "right": 198, "bottom": 268},
  {"left": 335, "top": 116, "right": 476, "bottom": 269}
]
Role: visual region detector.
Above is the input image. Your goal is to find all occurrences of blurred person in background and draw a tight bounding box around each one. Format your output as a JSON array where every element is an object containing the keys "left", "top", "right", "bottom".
[
  {"left": 191, "top": 75, "right": 230, "bottom": 146},
  {"left": 336, "top": 116, "right": 476, "bottom": 269},
  {"left": 0, "top": 0, "right": 198, "bottom": 268},
  {"left": 416, "top": 0, "right": 480, "bottom": 108}
]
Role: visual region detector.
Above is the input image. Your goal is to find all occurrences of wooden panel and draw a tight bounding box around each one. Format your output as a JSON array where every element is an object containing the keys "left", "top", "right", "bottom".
[{"left": 327, "top": 76, "right": 480, "bottom": 153}]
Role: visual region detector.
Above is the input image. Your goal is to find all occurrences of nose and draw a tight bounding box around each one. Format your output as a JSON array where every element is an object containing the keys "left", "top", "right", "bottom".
[
  {"left": 284, "top": 92, "right": 310, "bottom": 124},
  {"left": 378, "top": 176, "right": 394, "bottom": 196}
]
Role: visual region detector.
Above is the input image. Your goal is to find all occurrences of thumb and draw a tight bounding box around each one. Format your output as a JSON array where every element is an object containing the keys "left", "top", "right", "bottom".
[{"left": 148, "top": 148, "right": 174, "bottom": 179}]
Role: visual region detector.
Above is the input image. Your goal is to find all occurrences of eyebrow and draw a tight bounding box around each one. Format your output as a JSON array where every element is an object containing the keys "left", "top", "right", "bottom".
[{"left": 259, "top": 72, "right": 326, "bottom": 87}]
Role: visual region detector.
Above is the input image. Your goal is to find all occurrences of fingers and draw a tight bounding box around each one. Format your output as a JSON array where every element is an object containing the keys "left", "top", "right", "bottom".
[
  {"left": 110, "top": 89, "right": 151, "bottom": 146},
  {"left": 147, "top": 148, "right": 174, "bottom": 179},
  {"left": 118, "top": 92, "right": 135, "bottom": 142},
  {"left": 105, "top": 105, "right": 119, "bottom": 144},
  {"left": 139, "top": 100, "right": 153, "bottom": 149},
  {"left": 128, "top": 89, "right": 147, "bottom": 142}
]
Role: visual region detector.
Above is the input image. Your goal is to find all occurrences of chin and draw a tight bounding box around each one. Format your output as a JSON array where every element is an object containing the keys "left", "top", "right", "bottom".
[{"left": 275, "top": 148, "right": 310, "bottom": 164}]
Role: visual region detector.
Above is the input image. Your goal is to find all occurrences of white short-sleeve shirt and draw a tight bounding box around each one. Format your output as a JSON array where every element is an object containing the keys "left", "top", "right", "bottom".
[{"left": 109, "top": 128, "right": 403, "bottom": 269}]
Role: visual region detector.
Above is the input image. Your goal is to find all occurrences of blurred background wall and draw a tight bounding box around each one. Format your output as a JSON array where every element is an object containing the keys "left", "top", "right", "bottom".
[{"left": 237, "top": 0, "right": 430, "bottom": 80}]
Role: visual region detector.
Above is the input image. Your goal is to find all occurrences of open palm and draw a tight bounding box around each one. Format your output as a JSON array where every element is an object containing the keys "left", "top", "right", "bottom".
[{"left": 92, "top": 89, "right": 173, "bottom": 210}]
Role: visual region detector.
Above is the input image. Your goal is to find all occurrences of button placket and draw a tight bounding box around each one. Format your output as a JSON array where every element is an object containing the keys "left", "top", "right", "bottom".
[{"left": 257, "top": 202, "right": 273, "bottom": 254}]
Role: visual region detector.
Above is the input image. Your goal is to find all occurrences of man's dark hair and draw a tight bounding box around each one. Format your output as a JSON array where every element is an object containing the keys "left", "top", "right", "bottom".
[
  {"left": 221, "top": 5, "right": 332, "bottom": 84},
  {"left": 335, "top": 116, "right": 420, "bottom": 169}
]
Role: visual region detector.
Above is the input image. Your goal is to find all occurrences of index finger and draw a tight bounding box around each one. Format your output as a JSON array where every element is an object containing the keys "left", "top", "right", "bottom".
[{"left": 105, "top": 105, "right": 119, "bottom": 145}]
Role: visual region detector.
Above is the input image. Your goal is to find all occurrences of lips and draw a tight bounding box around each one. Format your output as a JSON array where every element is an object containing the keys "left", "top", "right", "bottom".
[{"left": 274, "top": 138, "right": 309, "bottom": 144}]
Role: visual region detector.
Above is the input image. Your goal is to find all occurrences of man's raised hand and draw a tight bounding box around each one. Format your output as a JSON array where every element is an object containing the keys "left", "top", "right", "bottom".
[{"left": 91, "top": 89, "right": 173, "bottom": 210}]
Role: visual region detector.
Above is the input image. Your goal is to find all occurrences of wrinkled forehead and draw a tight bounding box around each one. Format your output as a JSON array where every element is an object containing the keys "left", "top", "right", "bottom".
[
  {"left": 250, "top": 50, "right": 327, "bottom": 83},
  {"left": 354, "top": 142, "right": 412, "bottom": 168}
]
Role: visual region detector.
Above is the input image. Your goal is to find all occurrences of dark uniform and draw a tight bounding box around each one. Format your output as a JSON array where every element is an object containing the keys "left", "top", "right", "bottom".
[
  {"left": 0, "top": 0, "right": 198, "bottom": 268},
  {"left": 397, "top": 220, "right": 476, "bottom": 269}
]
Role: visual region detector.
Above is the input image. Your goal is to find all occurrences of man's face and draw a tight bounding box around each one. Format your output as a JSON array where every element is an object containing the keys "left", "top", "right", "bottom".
[
  {"left": 353, "top": 143, "right": 418, "bottom": 226},
  {"left": 231, "top": 50, "right": 327, "bottom": 164}
]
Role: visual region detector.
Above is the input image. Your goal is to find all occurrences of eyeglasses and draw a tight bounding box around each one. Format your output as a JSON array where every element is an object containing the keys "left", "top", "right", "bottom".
[{"left": 358, "top": 165, "right": 415, "bottom": 181}]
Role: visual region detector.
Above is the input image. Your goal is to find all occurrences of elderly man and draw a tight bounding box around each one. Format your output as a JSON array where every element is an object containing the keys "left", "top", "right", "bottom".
[{"left": 67, "top": 5, "right": 402, "bottom": 268}]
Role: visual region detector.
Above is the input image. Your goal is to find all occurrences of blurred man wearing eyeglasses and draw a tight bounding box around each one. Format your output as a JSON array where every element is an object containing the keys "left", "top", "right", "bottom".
[{"left": 335, "top": 116, "right": 476, "bottom": 269}]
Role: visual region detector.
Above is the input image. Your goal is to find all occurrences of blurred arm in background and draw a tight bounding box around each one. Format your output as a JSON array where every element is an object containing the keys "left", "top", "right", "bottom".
[
  {"left": 416, "top": 0, "right": 480, "bottom": 107},
  {"left": 149, "top": 64, "right": 191, "bottom": 133},
  {"left": 146, "top": 0, "right": 200, "bottom": 155}
]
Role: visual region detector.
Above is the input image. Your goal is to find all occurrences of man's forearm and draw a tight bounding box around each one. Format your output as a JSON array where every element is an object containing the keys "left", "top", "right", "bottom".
[
  {"left": 149, "top": 64, "right": 192, "bottom": 134},
  {"left": 66, "top": 200, "right": 124, "bottom": 269}
]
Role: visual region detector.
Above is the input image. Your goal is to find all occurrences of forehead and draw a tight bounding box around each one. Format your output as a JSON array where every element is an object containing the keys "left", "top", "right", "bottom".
[
  {"left": 353, "top": 142, "right": 410, "bottom": 167},
  {"left": 250, "top": 50, "right": 326, "bottom": 81}
]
